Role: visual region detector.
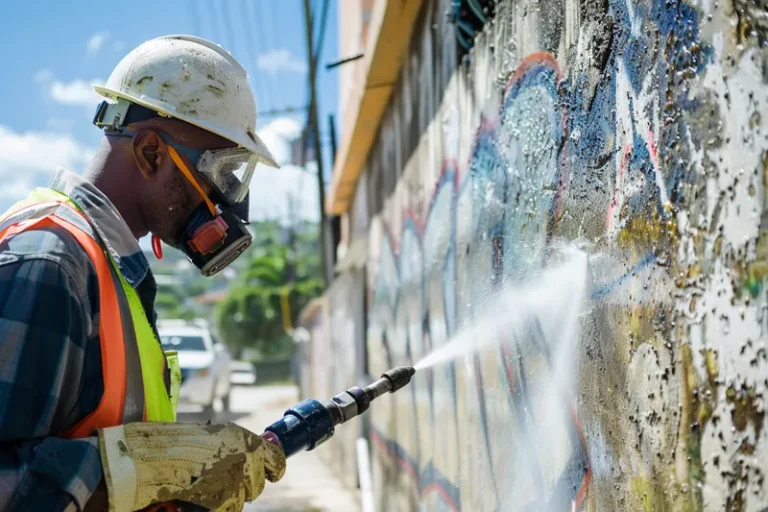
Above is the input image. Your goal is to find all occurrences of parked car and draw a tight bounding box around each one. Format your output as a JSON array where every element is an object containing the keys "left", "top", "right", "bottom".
[
  {"left": 230, "top": 361, "right": 258, "bottom": 386},
  {"left": 158, "top": 319, "right": 232, "bottom": 414}
]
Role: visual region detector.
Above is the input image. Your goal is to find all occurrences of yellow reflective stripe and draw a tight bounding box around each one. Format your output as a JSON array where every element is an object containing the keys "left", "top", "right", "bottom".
[
  {"left": 28, "top": 187, "right": 69, "bottom": 203},
  {"left": 165, "top": 351, "right": 181, "bottom": 421},
  {"left": 108, "top": 259, "right": 145, "bottom": 423},
  {"left": 117, "top": 273, "right": 176, "bottom": 422}
]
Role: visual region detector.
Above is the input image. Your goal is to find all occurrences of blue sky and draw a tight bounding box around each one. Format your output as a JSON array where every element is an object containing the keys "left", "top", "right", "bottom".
[{"left": 0, "top": 0, "right": 339, "bottom": 222}]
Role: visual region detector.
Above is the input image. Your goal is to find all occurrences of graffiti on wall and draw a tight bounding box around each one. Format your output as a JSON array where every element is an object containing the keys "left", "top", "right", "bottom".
[{"left": 363, "top": 0, "right": 768, "bottom": 510}]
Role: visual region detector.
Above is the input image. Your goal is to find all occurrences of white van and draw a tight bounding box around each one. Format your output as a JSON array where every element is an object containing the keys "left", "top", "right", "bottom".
[{"left": 157, "top": 319, "right": 232, "bottom": 415}]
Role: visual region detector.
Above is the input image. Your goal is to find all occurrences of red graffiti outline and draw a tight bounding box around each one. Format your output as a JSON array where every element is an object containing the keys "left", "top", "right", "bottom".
[
  {"left": 505, "top": 52, "right": 570, "bottom": 224},
  {"left": 606, "top": 143, "right": 633, "bottom": 229}
]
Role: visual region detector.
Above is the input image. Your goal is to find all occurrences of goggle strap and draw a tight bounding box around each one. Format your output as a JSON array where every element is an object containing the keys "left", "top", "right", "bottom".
[{"left": 167, "top": 146, "right": 218, "bottom": 217}]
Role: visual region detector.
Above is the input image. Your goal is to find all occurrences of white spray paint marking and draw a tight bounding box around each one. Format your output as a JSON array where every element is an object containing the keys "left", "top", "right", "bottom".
[
  {"left": 624, "top": 0, "right": 641, "bottom": 38},
  {"left": 608, "top": 58, "right": 669, "bottom": 239}
]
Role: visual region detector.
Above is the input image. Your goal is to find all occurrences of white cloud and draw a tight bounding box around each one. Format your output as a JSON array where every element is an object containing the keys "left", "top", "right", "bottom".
[
  {"left": 0, "top": 126, "right": 96, "bottom": 174},
  {"left": 45, "top": 118, "right": 77, "bottom": 133},
  {"left": 0, "top": 125, "right": 96, "bottom": 209},
  {"left": 87, "top": 31, "right": 110, "bottom": 54},
  {"left": 35, "top": 71, "right": 104, "bottom": 109},
  {"left": 0, "top": 116, "right": 317, "bottom": 222},
  {"left": 0, "top": 178, "right": 34, "bottom": 199},
  {"left": 248, "top": 163, "right": 319, "bottom": 223},
  {"left": 257, "top": 49, "right": 307, "bottom": 75},
  {"left": 49, "top": 78, "right": 104, "bottom": 108},
  {"left": 247, "top": 116, "right": 318, "bottom": 222},
  {"left": 256, "top": 116, "right": 303, "bottom": 165}
]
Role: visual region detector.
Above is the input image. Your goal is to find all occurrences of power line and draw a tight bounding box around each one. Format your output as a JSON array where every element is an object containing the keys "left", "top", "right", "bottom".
[
  {"left": 200, "top": 0, "right": 216, "bottom": 39},
  {"left": 270, "top": 2, "right": 286, "bottom": 108},
  {"left": 221, "top": 0, "right": 240, "bottom": 57},
  {"left": 238, "top": 0, "right": 255, "bottom": 65},
  {"left": 241, "top": 0, "right": 271, "bottom": 111},
  {"left": 258, "top": 105, "right": 309, "bottom": 118},
  {"left": 313, "top": 0, "right": 330, "bottom": 64},
  {"left": 254, "top": 1, "right": 282, "bottom": 110},
  {"left": 209, "top": 0, "right": 230, "bottom": 51},
  {"left": 189, "top": 0, "right": 203, "bottom": 36},
  {"left": 326, "top": 53, "right": 364, "bottom": 70}
]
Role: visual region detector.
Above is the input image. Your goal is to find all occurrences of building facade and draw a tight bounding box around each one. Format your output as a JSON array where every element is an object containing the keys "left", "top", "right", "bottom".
[{"left": 310, "top": 0, "right": 768, "bottom": 510}]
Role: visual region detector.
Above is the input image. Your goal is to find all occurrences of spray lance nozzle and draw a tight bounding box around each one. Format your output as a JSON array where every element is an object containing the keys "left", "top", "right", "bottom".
[{"left": 261, "top": 366, "right": 416, "bottom": 457}]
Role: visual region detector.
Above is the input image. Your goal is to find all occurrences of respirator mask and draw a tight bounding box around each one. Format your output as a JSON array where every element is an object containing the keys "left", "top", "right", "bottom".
[
  {"left": 94, "top": 101, "right": 257, "bottom": 276},
  {"left": 161, "top": 136, "right": 254, "bottom": 276}
]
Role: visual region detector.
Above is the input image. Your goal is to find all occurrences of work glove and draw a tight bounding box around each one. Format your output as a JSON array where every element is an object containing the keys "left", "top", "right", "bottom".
[{"left": 97, "top": 422, "right": 286, "bottom": 512}]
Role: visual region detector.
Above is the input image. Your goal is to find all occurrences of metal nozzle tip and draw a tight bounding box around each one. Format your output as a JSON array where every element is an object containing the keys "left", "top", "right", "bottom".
[{"left": 382, "top": 366, "right": 416, "bottom": 393}]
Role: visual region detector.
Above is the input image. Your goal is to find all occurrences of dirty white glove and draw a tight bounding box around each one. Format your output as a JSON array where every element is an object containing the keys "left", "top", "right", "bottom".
[{"left": 97, "top": 422, "right": 286, "bottom": 512}]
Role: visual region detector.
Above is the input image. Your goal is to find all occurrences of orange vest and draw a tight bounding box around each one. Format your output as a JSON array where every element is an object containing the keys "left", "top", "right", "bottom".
[{"left": 0, "top": 198, "right": 155, "bottom": 437}]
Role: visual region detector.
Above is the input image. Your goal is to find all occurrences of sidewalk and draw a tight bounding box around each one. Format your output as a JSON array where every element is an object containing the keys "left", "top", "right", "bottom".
[{"left": 234, "top": 386, "right": 361, "bottom": 512}]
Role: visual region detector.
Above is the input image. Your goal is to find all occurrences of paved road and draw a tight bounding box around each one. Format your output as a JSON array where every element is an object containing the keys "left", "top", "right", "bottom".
[{"left": 177, "top": 386, "right": 361, "bottom": 512}]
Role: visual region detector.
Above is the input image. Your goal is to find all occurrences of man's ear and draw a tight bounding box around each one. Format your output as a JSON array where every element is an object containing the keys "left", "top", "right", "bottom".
[{"left": 131, "top": 130, "right": 168, "bottom": 181}]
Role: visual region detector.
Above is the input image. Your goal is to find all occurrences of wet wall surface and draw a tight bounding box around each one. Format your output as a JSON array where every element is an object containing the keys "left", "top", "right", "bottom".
[{"left": 353, "top": 0, "right": 768, "bottom": 510}]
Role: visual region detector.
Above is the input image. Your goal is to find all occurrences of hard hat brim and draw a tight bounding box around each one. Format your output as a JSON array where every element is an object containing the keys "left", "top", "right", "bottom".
[{"left": 93, "top": 85, "right": 280, "bottom": 169}]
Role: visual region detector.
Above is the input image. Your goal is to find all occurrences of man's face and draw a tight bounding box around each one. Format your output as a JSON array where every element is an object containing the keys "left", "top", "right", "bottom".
[{"left": 132, "top": 119, "right": 236, "bottom": 248}]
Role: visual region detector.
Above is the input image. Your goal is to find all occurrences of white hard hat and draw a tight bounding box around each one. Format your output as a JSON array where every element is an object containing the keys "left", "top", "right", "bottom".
[{"left": 93, "top": 35, "right": 278, "bottom": 168}]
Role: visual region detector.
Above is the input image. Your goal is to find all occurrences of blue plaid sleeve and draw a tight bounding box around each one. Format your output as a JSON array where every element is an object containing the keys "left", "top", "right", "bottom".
[{"left": 0, "top": 248, "right": 104, "bottom": 511}]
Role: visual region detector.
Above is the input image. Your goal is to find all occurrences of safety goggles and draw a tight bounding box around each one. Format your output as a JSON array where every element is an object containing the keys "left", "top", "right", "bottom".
[{"left": 112, "top": 128, "right": 258, "bottom": 207}]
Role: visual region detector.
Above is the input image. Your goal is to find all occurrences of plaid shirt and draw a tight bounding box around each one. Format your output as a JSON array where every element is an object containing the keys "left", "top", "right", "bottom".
[{"left": 0, "top": 169, "right": 157, "bottom": 511}]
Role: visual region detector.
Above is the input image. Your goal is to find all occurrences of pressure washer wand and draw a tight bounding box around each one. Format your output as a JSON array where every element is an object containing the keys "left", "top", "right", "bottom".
[{"left": 261, "top": 366, "right": 416, "bottom": 457}]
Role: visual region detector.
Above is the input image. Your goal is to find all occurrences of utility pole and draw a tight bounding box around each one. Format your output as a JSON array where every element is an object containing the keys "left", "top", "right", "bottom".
[
  {"left": 328, "top": 113, "right": 341, "bottom": 270},
  {"left": 286, "top": 192, "right": 297, "bottom": 283},
  {"left": 328, "top": 113, "right": 337, "bottom": 164},
  {"left": 303, "top": 0, "right": 330, "bottom": 287}
]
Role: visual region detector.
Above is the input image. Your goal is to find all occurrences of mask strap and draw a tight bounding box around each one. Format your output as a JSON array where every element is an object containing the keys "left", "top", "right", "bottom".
[{"left": 167, "top": 145, "right": 218, "bottom": 217}]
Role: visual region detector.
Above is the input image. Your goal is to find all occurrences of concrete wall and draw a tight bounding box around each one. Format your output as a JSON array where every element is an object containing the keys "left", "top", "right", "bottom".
[
  {"left": 319, "top": 270, "right": 368, "bottom": 489},
  {"left": 361, "top": 0, "right": 768, "bottom": 510}
]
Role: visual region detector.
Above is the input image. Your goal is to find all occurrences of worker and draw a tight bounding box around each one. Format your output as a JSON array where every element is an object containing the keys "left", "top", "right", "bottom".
[{"left": 0, "top": 36, "right": 286, "bottom": 511}]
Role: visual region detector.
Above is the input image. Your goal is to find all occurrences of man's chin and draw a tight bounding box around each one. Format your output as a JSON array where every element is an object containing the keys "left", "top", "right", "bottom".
[{"left": 164, "top": 238, "right": 182, "bottom": 250}]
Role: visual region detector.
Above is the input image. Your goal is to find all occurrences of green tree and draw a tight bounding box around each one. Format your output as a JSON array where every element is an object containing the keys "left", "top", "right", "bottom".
[
  {"left": 155, "top": 287, "right": 197, "bottom": 320},
  {"left": 215, "top": 229, "right": 323, "bottom": 356}
]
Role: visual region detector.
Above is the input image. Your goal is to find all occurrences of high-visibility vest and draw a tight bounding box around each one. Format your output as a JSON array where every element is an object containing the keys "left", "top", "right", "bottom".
[{"left": 0, "top": 188, "right": 181, "bottom": 437}]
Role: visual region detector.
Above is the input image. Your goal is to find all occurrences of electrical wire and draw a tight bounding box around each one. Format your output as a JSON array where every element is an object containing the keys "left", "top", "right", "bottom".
[
  {"left": 200, "top": 0, "right": 217, "bottom": 39},
  {"left": 209, "top": 0, "right": 231, "bottom": 51},
  {"left": 241, "top": 0, "right": 272, "bottom": 114},
  {"left": 254, "top": 0, "right": 282, "bottom": 110},
  {"left": 221, "top": 0, "right": 240, "bottom": 57},
  {"left": 457, "top": 19, "right": 477, "bottom": 38},
  {"left": 313, "top": 0, "right": 330, "bottom": 64},
  {"left": 189, "top": 0, "right": 203, "bottom": 36},
  {"left": 456, "top": 20, "right": 474, "bottom": 50},
  {"left": 269, "top": 1, "right": 287, "bottom": 108},
  {"left": 467, "top": 0, "right": 487, "bottom": 23},
  {"left": 235, "top": 0, "right": 253, "bottom": 65}
]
